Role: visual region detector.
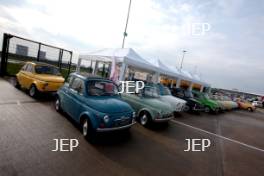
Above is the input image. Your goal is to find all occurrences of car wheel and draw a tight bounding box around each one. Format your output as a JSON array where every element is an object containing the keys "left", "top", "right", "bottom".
[
  {"left": 247, "top": 107, "right": 253, "bottom": 112},
  {"left": 83, "top": 119, "right": 89, "bottom": 137},
  {"left": 215, "top": 108, "right": 219, "bottom": 114},
  {"left": 29, "top": 84, "right": 38, "bottom": 98},
  {"left": 55, "top": 96, "right": 62, "bottom": 112},
  {"left": 184, "top": 105, "right": 190, "bottom": 112},
  {"left": 204, "top": 106, "right": 210, "bottom": 113},
  {"left": 82, "top": 119, "right": 95, "bottom": 141},
  {"left": 139, "top": 112, "right": 150, "bottom": 126},
  {"left": 14, "top": 78, "right": 21, "bottom": 89}
]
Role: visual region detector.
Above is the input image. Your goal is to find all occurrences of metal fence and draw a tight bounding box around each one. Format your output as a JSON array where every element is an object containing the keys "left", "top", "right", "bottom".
[{"left": 0, "top": 33, "right": 73, "bottom": 78}]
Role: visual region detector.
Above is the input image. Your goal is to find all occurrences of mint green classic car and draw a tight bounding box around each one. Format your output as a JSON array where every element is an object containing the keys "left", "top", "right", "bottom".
[{"left": 121, "top": 85, "right": 174, "bottom": 126}]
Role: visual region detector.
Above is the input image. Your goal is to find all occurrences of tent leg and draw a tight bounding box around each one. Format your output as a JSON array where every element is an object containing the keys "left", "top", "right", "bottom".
[
  {"left": 119, "top": 62, "right": 126, "bottom": 81},
  {"left": 200, "top": 85, "right": 204, "bottom": 92},
  {"left": 176, "top": 79, "right": 181, "bottom": 88},
  {"left": 188, "top": 82, "right": 193, "bottom": 91}
]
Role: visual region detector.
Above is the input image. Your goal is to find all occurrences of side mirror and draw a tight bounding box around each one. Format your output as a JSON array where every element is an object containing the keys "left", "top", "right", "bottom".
[
  {"left": 117, "top": 84, "right": 123, "bottom": 93},
  {"left": 77, "top": 88, "right": 83, "bottom": 95}
]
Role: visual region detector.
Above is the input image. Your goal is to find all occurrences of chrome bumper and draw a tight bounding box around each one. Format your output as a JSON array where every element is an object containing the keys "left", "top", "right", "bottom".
[
  {"left": 153, "top": 116, "right": 173, "bottom": 122},
  {"left": 193, "top": 107, "right": 205, "bottom": 111},
  {"left": 96, "top": 122, "right": 136, "bottom": 132}
]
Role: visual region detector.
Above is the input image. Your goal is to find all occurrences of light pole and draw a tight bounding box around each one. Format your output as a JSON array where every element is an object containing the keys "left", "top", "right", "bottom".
[
  {"left": 180, "top": 50, "right": 187, "bottom": 70},
  {"left": 122, "top": 0, "right": 132, "bottom": 48}
]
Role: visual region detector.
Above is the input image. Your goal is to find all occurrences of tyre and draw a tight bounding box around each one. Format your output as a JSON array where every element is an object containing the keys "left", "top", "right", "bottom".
[
  {"left": 139, "top": 111, "right": 151, "bottom": 127},
  {"left": 55, "top": 96, "right": 62, "bottom": 112},
  {"left": 184, "top": 105, "right": 190, "bottom": 112},
  {"left": 82, "top": 118, "right": 95, "bottom": 141},
  {"left": 14, "top": 78, "right": 21, "bottom": 89},
  {"left": 204, "top": 106, "right": 210, "bottom": 113},
  {"left": 29, "top": 84, "right": 38, "bottom": 98},
  {"left": 215, "top": 108, "right": 219, "bottom": 114},
  {"left": 247, "top": 107, "right": 253, "bottom": 112}
]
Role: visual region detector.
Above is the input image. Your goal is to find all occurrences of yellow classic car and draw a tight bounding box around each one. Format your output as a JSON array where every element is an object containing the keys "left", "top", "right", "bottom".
[
  {"left": 15, "top": 62, "right": 65, "bottom": 97},
  {"left": 236, "top": 99, "right": 256, "bottom": 112}
]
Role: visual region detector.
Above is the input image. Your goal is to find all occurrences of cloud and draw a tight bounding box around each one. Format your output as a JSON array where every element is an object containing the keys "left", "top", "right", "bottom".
[{"left": 0, "top": 0, "right": 263, "bottom": 94}]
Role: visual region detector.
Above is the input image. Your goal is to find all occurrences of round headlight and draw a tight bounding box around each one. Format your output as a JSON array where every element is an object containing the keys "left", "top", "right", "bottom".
[
  {"left": 103, "top": 115, "right": 110, "bottom": 123},
  {"left": 132, "top": 112, "right": 136, "bottom": 118},
  {"left": 156, "top": 112, "right": 161, "bottom": 119}
]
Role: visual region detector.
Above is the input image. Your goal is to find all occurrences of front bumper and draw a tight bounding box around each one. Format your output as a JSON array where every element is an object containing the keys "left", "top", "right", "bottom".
[
  {"left": 96, "top": 122, "right": 136, "bottom": 132},
  {"left": 153, "top": 116, "right": 173, "bottom": 122},
  {"left": 174, "top": 104, "right": 186, "bottom": 112},
  {"left": 192, "top": 106, "right": 205, "bottom": 112},
  {"left": 37, "top": 82, "right": 63, "bottom": 92}
]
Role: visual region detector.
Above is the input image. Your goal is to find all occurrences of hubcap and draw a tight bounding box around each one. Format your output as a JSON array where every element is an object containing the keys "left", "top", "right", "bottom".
[
  {"left": 29, "top": 86, "right": 35, "bottom": 96},
  {"left": 83, "top": 120, "right": 88, "bottom": 136},
  {"left": 140, "top": 114, "right": 148, "bottom": 125},
  {"left": 184, "top": 105, "right": 190, "bottom": 111}
]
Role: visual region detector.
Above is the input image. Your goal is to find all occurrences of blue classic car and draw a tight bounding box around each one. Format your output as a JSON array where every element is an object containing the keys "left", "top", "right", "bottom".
[{"left": 55, "top": 73, "right": 136, "bottom": 140}]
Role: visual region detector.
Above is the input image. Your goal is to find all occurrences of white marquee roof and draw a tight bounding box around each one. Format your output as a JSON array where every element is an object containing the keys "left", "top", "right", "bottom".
[{"left": 79, "top": 48, "right": 210, "bottom": 86}]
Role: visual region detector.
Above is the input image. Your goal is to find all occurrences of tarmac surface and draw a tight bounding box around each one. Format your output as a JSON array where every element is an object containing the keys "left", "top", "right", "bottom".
[{"left": 0, "top": 78, "right": 263, "bottom": 176}]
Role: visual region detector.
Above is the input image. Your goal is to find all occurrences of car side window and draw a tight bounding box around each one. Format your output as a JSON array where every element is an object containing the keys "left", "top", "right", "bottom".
[
  {"left": 70, "top": 77, "right": 85, "bottom": 95},
  {"left": 26, "top": 64, "right": 33, "bottom": 73},
  {"left": 178, "top": 91, "right": 184, "bottom": 98},
  {"left": 21, "top": 64, "right": 28, "bottom": 71},
  {"left": 193, "top": 93, "right": 199, "bottom": 98},
  {"left": 65, "top": 76, "right": 73, "bottom": 87}
]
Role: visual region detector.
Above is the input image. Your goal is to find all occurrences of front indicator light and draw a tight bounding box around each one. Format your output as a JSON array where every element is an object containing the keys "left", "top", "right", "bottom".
[
  {"left": 132, "top": 112, "right": 136, "bottom": 118},
  {"left": 103, "top": 115, "right": 110, "bottom": 123},
  {"left": 156, "top": 112, "right": 161, "bottom": 119}
]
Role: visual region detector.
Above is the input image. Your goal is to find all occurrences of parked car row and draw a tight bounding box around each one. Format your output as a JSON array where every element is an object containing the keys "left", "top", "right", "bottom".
[
  {"left": 14, "top": 62, "right": 258, "bottom": 141},
  {"left": 252, "top": 100, "right": 263, "bottom": 108}
]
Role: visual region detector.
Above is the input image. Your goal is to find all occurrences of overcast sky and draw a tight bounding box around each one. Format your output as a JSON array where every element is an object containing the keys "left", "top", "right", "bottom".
[{"left": 0, "top": 0, "right": 263, "bottom": 94}]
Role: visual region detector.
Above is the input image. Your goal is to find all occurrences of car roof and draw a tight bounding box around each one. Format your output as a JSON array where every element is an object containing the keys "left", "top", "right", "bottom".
[
  {"left": 25, "top": 61, "right": 58, "bottom": 68},
  {"left": 70, "top": 72, "right": 110, "bottom": 81}
]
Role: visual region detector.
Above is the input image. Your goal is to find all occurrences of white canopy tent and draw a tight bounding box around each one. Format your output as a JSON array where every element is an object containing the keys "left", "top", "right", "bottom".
[
  {"left": 147, "top": 58, "right": 210, "bottom": 87},
  {"left": 77, "top": 48, "right": 210, "bottom": 90},
  {"left": 79, "top": 48, "right": 158, "bottom": 73},
  {"left": 148, "top": 59, "right": 190, "bottom": 80}
]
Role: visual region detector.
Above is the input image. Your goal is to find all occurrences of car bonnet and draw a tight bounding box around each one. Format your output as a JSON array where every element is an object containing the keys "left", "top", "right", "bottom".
[{"left": 85, "top": 96, "right": 133, "bottom": 114}]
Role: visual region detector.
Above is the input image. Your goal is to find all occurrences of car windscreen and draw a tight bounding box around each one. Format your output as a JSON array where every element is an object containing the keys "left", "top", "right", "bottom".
[
  {"left": 162, "top": 87, "right": 171, "bottom": 95},
  {"left": 204, "top": 94, "right": 210, "bottom": 99},
  {"left": 210, "top": 95, "right": 218, "bottom": 100},
  {"left": 224, "top": 96, "right": 231, "bottom": 101},
  {"left": 35, "top": 65, "right": 61, "bottom": 75},
  {"left": 144, "top": 87, "right": 159, "bottom": 98},
  {"left": 87, "top": 80, "right": 118, "bottom": 96},
  {"left": 184, "top": 90, "right": 193, "bottom": 98}
]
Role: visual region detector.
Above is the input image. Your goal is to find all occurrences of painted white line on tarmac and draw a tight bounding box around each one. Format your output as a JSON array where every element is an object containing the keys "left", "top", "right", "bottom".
[{"left": 171, "top": 119, "right": 264, "bottom": 152}]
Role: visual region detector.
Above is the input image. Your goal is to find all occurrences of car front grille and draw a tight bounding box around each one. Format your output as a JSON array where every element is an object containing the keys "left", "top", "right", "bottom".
[
  {"left": 175, "top": 103, "right": 185, "bottom": 111},
  {"left": 162, "top": 113, "right": 172, "bottom": 119},
  {"left": 113, "top": 117, "right": 131, "bottom": 127}
]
